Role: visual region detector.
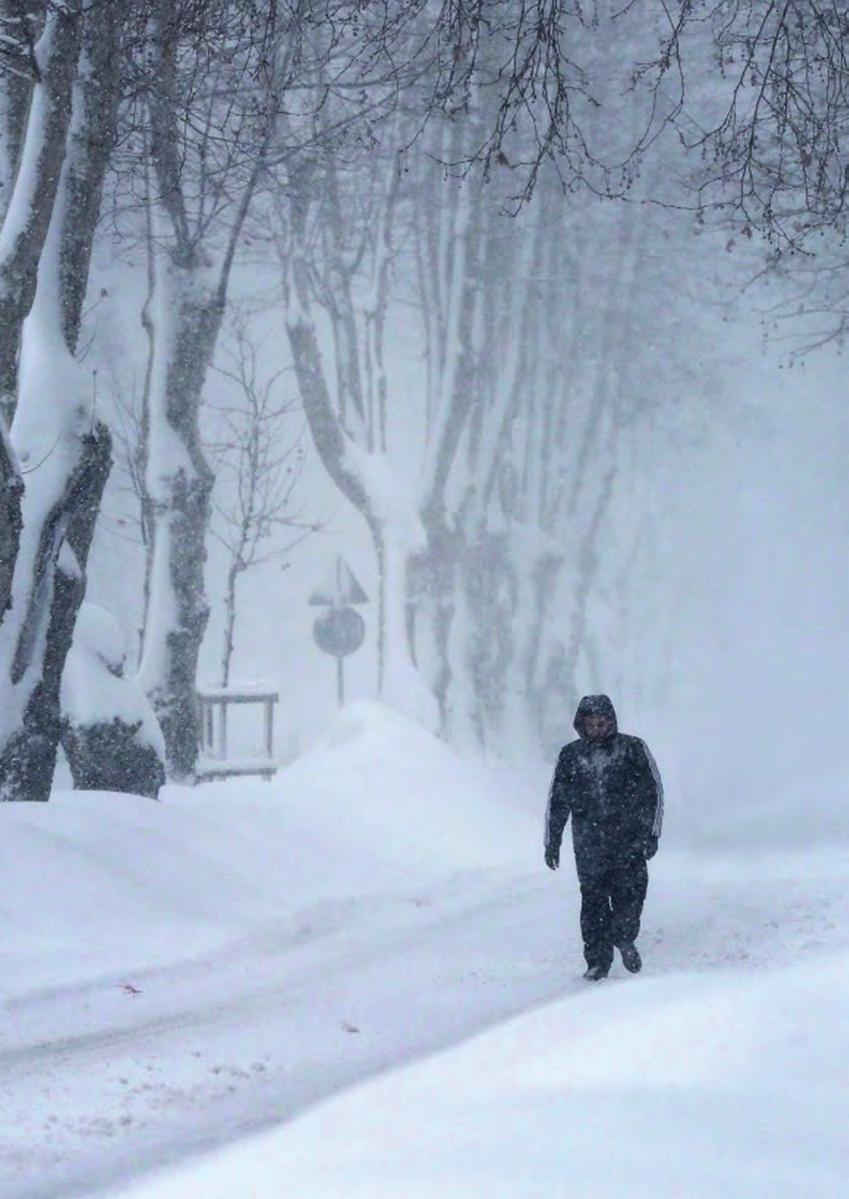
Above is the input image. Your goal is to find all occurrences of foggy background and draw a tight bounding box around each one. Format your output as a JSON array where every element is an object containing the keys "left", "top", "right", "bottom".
[
  {"left": 87, "top": 212, "right": 849, "bottom": 836},
  {"left": 7, "top": 0, "right": 842, "bottom": 837}
]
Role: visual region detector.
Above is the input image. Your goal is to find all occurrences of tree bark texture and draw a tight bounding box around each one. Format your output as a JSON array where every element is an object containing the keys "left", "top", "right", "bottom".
[
  {"left": 0, "top": 426, "right": 22, "bottom": 617},
  {"left": 0, "top": 0, "right": 36, "bottom": 208},
  {"left": 0, "top": 425, "right": 111, "bottom": 800}
]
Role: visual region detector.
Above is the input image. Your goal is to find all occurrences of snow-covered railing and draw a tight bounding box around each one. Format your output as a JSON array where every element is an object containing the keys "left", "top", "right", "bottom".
[{"left": 196, "top": 684, "right": 278, "bottom": 782}]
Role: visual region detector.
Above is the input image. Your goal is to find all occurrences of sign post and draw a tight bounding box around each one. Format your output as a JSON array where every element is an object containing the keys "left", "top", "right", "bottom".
[{"left": 309, "top": 557, "right": 369, "bottom": 707}]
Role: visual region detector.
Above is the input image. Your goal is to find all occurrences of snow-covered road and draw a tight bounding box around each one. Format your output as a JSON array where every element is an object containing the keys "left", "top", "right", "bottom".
[
  {"left": 6, "top": 847, "right": 848, "bottom": 1199},
  {"left": 2, "top": 706, "right": 847, "bottom": 1198},
  {"left": 4, "top": 873, "right": 559, "bottom": 1197}
]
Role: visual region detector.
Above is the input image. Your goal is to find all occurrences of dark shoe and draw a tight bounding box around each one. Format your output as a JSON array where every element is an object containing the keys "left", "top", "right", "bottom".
[
  {"left": 619, "top": 943, "right": 642, "bottom": 973},
  {"left": 582, "top": 964, "right": 609, "bottom": 982}
]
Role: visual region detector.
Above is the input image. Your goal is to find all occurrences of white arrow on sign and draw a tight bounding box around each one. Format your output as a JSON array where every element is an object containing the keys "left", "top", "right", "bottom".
[{"left": 308, "top": 555, "right": 369, "bottom": 607}]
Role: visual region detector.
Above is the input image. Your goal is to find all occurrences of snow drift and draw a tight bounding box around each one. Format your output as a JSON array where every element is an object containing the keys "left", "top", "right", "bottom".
[{"left": 1, "top": 702, "right": 846, "bottom": 1199}]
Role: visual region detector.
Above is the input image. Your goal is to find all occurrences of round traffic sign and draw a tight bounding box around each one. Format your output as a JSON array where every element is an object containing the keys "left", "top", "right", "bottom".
[{"left": 313, "top": 606, "right": 366, "bottom": 658}]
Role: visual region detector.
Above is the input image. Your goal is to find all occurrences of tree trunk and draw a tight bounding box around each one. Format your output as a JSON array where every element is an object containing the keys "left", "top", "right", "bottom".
[
  {"left": 0, "top": 426, "right": 22, "bottom": 617},
  {"left": 0, "top": 423, "right": 112, "bottom": 800},
  {"left": 0, "top": 0, "right": 133, "bottom": 801},
  {"left": 0, "top": 1, "right": 34, "bottom": 212},
  {"left": 136, "top": 0, "right": 271, "bottom": 776},
  {"left": 136, "top": 181, "right": 157, "bottom": 659},
  {"left": 35, "top": 1, "right": 169, "bottom": 799},
  {"left": 408, "top": 514, "right": 459, "bottom": 735},
  {"left": 0, "top": 2, "right": 81, "bottom": 425},
  {"left": 221, "top": 562, "right": 239, "bottom": 688},
  {"left": 137, "top": 255, "right": 221, "bottom": 779},
  {"left": 0, "top": 3, "right": 80, "bottom": 657},
  {"left": 372, "top": 522, "right": 435, "bottom": 719}
]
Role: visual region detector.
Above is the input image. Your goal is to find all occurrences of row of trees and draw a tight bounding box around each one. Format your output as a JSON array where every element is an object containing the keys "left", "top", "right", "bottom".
[
  {"left": 0, "top": 0, "right": 844, "bottom": 798},
  {"left": 0, "top": 0, "right": 307, "bottom": 796}
]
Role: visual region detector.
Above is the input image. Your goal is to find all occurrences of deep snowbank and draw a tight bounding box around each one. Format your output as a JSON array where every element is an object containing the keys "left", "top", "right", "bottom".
[
  {"left": 0, "top": 788, "right": 286, "bottom": 995},
  {"left": 0, "top": 704, "right": 553, "bottom": 1199},
  {"left": 0, "top": 702, "right": 541, "bottom": 999}
]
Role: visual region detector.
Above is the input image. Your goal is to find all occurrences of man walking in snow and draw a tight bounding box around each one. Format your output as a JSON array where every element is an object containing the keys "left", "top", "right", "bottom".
[{"left": 544, "top": 695, "right": 663, "bottom": 981}]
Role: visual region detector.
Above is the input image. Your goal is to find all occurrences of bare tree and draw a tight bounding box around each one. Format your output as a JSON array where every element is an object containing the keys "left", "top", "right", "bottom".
[
  {"left": 0, "top": 0, "right": 725, "bottom": 797},
  {"left": 207, "top": 312, "right": 315, "bottom": 688},
  {"left": 126, "top": 0, "right": 687, "bottom": 769},
  {"left": 275, "top": 48, "right": 729, "bottom": 748},
  {"left": 135, "top": 0, "right": 285, "bottom": 778},
  {"left": 655, "top": 1, "right": 849, "bottom": 250}
]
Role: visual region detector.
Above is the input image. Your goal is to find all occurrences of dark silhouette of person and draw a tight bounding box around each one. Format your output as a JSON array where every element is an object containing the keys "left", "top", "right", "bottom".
[{"left": 544, "top": 694, "right": 663, "bottom": 981}]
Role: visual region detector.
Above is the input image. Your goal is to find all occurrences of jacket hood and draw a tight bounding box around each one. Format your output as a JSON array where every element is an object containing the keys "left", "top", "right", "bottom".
[{"left": 573, "top": 694, "right": 618, "bottom": 738}]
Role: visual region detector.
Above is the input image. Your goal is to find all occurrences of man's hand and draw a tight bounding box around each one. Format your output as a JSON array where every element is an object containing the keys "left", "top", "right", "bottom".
[
  {"left": 545, "top": 846, "right": 560, "bottom": 871},
  {"left": 644, "top": 836, "right": 659, "bottom": 860}
]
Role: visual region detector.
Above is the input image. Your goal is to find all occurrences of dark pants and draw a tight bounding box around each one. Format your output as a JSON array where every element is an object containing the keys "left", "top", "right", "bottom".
[{"left": 577, "top": 852, "right": 648, "bottom": 970}]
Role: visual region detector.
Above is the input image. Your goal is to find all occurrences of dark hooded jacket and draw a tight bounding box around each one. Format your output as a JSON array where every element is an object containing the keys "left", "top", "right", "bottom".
[{"left": 544, "top": 695, "right": 663, "bottom": 870}]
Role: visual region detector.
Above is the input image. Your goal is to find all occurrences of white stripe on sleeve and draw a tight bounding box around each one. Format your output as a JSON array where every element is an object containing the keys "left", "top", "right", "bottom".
[{"left": 637, "top": 738, "right": 664, "bottom": 837}]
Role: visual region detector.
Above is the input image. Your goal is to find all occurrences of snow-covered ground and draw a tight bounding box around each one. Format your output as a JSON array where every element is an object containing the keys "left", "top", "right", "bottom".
[{"left": 2, "top": 704, "right": 847, "bottom": 1198}]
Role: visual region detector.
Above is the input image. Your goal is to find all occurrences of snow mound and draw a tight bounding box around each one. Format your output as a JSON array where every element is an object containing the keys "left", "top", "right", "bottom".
[
  {"left": 271, "top": 700, "right": 541, "bottom": 879},
  {"left": 176, "top": 699, "right": 541, "bottom": 913},
  {"left": 62, "top": 601, "right": 165, "bottom": 754},
  {"left": 309, "top": 700, "right": 454, "bottom": 763},
  {"left": 0, "top": 790, "right": 293, "bottom": 995},
  {"left": 2, "top": 703, "right": 541, "bottom": 999}
]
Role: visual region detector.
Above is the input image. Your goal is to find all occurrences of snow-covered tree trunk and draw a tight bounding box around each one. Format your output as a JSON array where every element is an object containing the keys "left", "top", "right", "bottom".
[
  {"left": 0, "top": 2, "right": 80, "bottom": 426},
  {"left": 0, "top": 1, "right": 32, "bottom": 210},
  {"left": 452, "top": 193, "right": 547, "bottom": 749},
  {"left": 413, "top": 141, "right": 547, "bottom": 745},
  {"left": 409, "top": 137, "right": 487, "bottom": 737},
  {"left": 0, "top": 0, "right": 131, "bottom": 802},
  {"left": 0, "top": 413, "right": 22, "bottom": 620},
  {"left": 136, "top": 252, "right": 221, "bottom": 778},
  {"left": 0, "top": 334, "right": 111, "bottom": 801},
  {"left": 0, "top": 3, "right": 78, "bottom": 645},
  {"left": 0, "top": 0, "right": 35, "bottom": 321},
  {"left": 133, "top": 0, "right": 280, "bottom": 777},
  {"left": 0, "top": 430, "right": 111, "bottom": 802},
  {"left": 27, "top": 2, "right": 167, "bottom": 801},
  {"left": 135, "top": 180, "right": 157, "bottom": 657}
]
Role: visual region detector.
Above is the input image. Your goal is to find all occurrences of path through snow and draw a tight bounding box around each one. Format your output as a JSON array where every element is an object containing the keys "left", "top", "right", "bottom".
[
  {"left": 4, "top": 848, "right": 847, "bottom": 1199},
  {"left": 1, "top": 706, "right": 845, "bottom": 1198}
]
